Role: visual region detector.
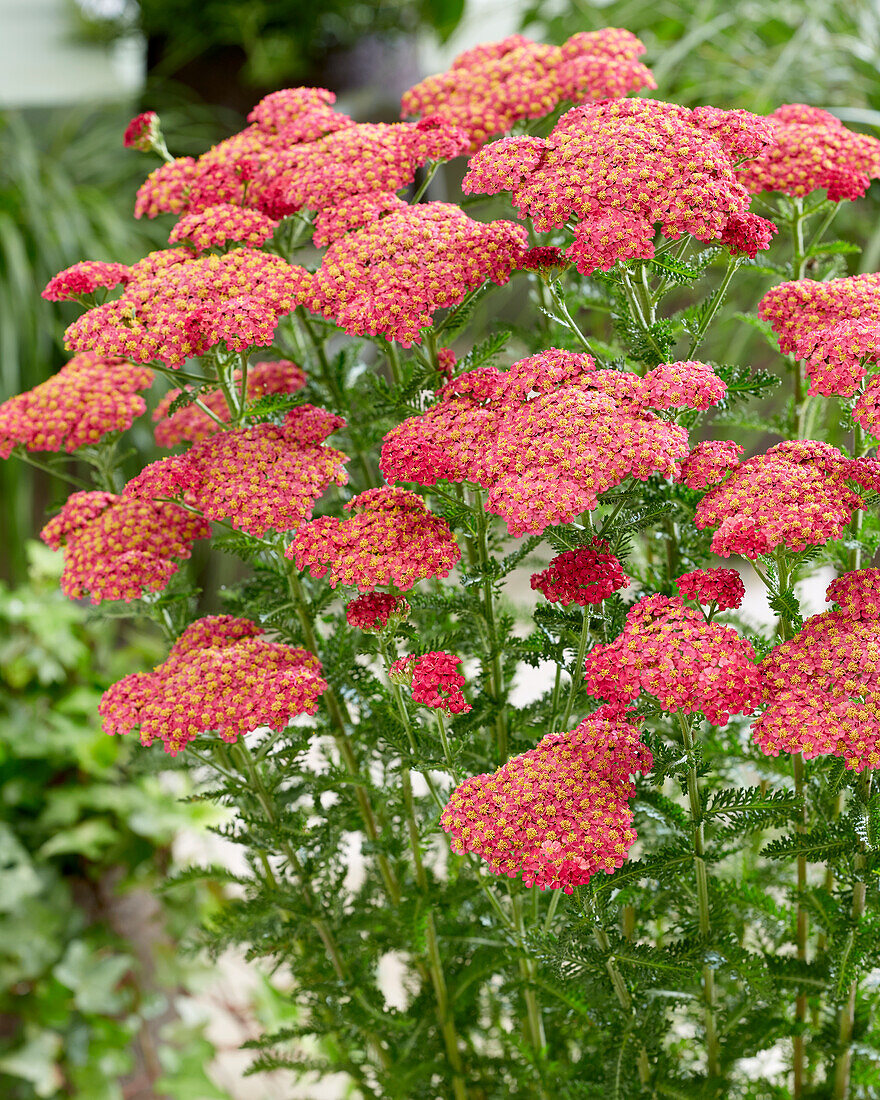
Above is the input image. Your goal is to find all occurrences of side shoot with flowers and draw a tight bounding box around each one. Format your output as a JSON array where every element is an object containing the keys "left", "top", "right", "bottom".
[{"left": 7, "top": 27, "right": 880, "bottom": 1098}]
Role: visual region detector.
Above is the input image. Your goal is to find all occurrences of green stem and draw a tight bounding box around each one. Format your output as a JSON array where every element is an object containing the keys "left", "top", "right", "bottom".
[
  {"left": 387, "top": 340, "right": 404, "bottom": 386},
  {"left": 793, "top": 751, "right": 808, "bottom": 1099},
  {"left": 619, "top": 268, "right": 667, "bottom": 363},
  {"left": 677, "top": 709, "right": 720, "bottom": 1078},
  {"left": 410, "top": 161, "right": 439, "bottom": 204},
  {"left": 14, "top": 450, "right": 90, "bottom": 490},
  {"left": 804, "top": 202, "right": 840, "bottom": 257},
  {"left": 686, "top": 257, "right": 741, "bottom": 359},
  {"left": 560, "top": 609, "right": 591, "bottom": 730},
  {"left": 833, "top": 773, "right": 872, "bottom": 1099},
  {"left": 286, "top": 568, "right": 402, "bottom": 906},
  {"left": 511, "top": 893, "right": 548, "bottom": 1080},
  {"left": 472, "top": 489, "right": 508, "bottom": 761},
  {"left": 237, "top": 352, "right": 250, "bottom": 422},
  {"left": 546, "top": 280, "right": 605, "bottom": 362},
  {"left": 593, "top": 921, "right": 652, "bottom": 1086}
]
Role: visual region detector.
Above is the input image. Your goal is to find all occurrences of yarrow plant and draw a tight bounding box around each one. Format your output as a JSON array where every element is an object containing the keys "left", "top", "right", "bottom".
[{"left": 7, "top": 27, "right": 880, "bottom": 1100}]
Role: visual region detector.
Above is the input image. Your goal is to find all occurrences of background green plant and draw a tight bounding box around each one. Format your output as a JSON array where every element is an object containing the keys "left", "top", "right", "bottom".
[{"left": 0, "top": 542, "right": 227, "bottom": 1100}]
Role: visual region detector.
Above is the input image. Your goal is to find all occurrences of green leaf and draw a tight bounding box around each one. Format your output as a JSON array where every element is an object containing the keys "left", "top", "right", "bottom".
[
  {"left": 53, "top": 941, "right": 132, "bottom": 1015},
  {"left": 0, "top": 1031, "right": 64, "bottom": 1096}
]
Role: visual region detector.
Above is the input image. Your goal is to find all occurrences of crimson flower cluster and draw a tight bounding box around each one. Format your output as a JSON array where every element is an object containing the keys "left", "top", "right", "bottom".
[
  {"left": 40, "top": 490, "right": 209, "bottom": 604},
  {"left": 0, "top": 353, "right": 152, "bottom": 457},
  {"left": 288, "top": 486, "right": 461, "bottom": 591},
  {"left": 99, "top": 616, "right": 327, "bottom": 755},
  {"left": 381, "top": 349, "right": 723, "bottom": 536},
  {"left": 401, "top": 29, "right": 655, "bottom": 151},
  {"left": 530, "top": 539, "right": 630, "bottom": 606},
  {"left": 584, "top": 593, "right": 763, "bottom": 725},
  {"left": 390, "top": 651, "right": 471, "bottom": 714},
  {"left": 676, "top": 568, "right": 745, "bottom": 611},
  {"left": 754, "top": 571, "right": 880, "bottom": 772},
  {"left": 346, "top": 592, "right": 410, "bottom": 632},
  {"left": 441, "top": 706, "right": 652, "bottom": 891}
]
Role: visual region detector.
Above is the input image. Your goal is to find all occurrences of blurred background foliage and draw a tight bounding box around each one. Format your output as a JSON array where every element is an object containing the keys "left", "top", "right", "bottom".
[{"left": 0, "top": 543, "right": 226, "bottom": 1100}]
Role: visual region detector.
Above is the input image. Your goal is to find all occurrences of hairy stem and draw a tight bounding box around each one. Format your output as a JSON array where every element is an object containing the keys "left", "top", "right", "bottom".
[
  {"left": 560, "top": 608, "right": 591, "bottom": 730},
  {"left": 472, "top": 489, "right": 509, "bottom": 762}
]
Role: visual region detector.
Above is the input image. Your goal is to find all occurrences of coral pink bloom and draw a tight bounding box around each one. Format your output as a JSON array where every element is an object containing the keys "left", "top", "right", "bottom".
[
  {"left": 128, "top": 406, "right": 347, "bottom": 538},
  {"left": 584, "top": 594, "right": 762, "bottom": 725},
  {"left": 401, "top": 29, "right": 655, "bottom": 152},
  {"left": 738, "top": 104, "right": 880, "bottom": 200},
  {"left": 99, "top": 615, "right": 326, "bottom": 755},
  {"left": 382, "top": 349, "right": 722, "bottom": 537},
  {"left": 169, "top": 202, "right": 278, "bottom": 252},
  {"left": 694, "top": 440, "right": 865, "bottom": 559},
  {"left": 754, "top": 571, "right": 880, "bottom": 771},
  {"left": 288, "top": 486, "right": 460, "bottom": 591},
  {"left": 43, "top": 261, "right": 130, "bottom": 301},
  {"left": 0, "top": 353, "right": 152, "bottom": 458},
  {"left": 441, "top": 705, "right": 652, "bottom": 892},
  {"left": 40, "top": 490, "right": 209, "bottom": 604}
]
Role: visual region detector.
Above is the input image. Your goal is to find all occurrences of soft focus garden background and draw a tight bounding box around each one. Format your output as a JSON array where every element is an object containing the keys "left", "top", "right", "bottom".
[{"left": 2, "top": 0, "right": 880, "bottom": 1096}]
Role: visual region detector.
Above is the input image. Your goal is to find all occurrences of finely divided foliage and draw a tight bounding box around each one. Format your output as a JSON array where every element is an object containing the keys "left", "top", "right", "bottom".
[{"left": 8, "top": 23, "right": 880, "bottom": 1099}]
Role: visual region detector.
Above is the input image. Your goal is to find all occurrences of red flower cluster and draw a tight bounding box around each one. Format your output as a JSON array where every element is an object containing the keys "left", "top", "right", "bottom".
[
  {"left": 40, "top": 490, "right": 209, "bottom": 604},
  {"left": 99, "top": 615, "right": 327, "bottom": 755},
  {"left": 694, "top": 440, "right": 864, "bottom": 559},
  {"left": 123, "top": 111, "right": 159, "bottom": 151},
  {"left": 306, "top": 201, "right": 527, "bottom": 345},
  {"left": 462, "top": 99, "right": 776, "bottom": 271},
  {"left": 677, "top": 440, "right": 743, "bottom": 490},
  {"left": 381, "top": 350, "right": 720, "bottom": 536},
  {"left": 641, "top": 360, "right": 727, "bottom": 410},
  {"left": 169, "top": 203, "right": 279, "bottom": 252},
  {"left": 43, "top": 261, "right": 130, "bottom": 302},
  {"left": 64, "top": 247, "right": 311, "bottom": 367},
  {"left": 759, "top": 273, "right": 880, "bottom": 399},
  {"left": 153, "top": 359, "right": 306, "bottom": 446},
  {"left": 390, "top": 651, "right": 470, "bottom": 714},
  {"left": 583, "top": 594, "right": 762, "bottom": 724},
  {"left": 676, "top": 568, "right": 745, "bottom": 611},
  {"left": 288, "top": 486, "right": 461, "bottom": 591},
  {"left": 134, "top": 86, "right": 467, "bottom": 225},
  {"left": 738, "top": 104, "right": 880, "bottom": 200},
  {"left": 530, "top": 539, "right": 630, "bottom": 606},
  {"left": 754, "top": 571, "right": 880, "bottom": 771},
  {"left": 402, "top": 29, "right": 654, "bottom": 152},
  {"left": 346, "top": 592, "right": 409, "bottom": 632},
  {"left": 126, "top": 406, "right": 347, "bottom": 537},
  {"left": 441, "top": 706, "right": 652, "bottom": 891},
  {"left": 718, "top": 211, "right": 778, "bottom": 259},
  {"left": 0, "top": 353, "right": 152, "bottom": 458}
]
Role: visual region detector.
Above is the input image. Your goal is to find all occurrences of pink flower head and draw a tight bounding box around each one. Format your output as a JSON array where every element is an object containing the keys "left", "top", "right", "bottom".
[
  {"left": 99, "top": 615, "right": 327, "bottom": 755},
  {"left": 718, "top": 211, "right": 778, "bottom": 259},
  {"left": 436, "top": 347, "right": 456, "bottom": 382},
  {"left": 127, "top": 405, "right": 347, "bottom": 537},
  {"left": 440, "top": 705, "right": 652, "bottom": 891},
  {"left": 288, "top": 486, "right": 461, "bottom": 591},
  {"left": 306, "top": 201, "right": 527, "bottom": 346},
  {"left": 401, "top": 29, "right": 655, "bottom": 152},
  {"left": 390, "top": 651, "right": 470, "bottom": 713},
  {"left": 43, "top": 261, "right": 130, "bottom": 302},
  {"left": 694, "top": 440, "right": 864, "bottom": 559},
  {"left": 40, "top": 490, "right": 209, "bottom": 604},
  {"left": 153, "top": 359, "right": 306, "bottom": 446},
  {"left": 759, "top": 273, "right": 880, "bottom": 397},
  {"left": 640, "top": 361, "right": 726, "bottom": 410},
  {"left": 567, "top": 208, "right": 656, "bottom": 274},
  {"left": 738, "top": 104, "right": 880, "bottom": 200},
  {"left": 530, "top": 539, "right": 630, "bottom": 606},
  {"left": 346, "top": 592, "right": 409, "bottom": 632},
  {"left": 312, "top": 192, "right": 408, "bottom": 248},
  {"left": 463, "top": 98, "right": 774, "bottom": 243},
  {"left": 676, "top": 440, "right": 743, "bottom": 491},
  {"left": 676, "top": 568, "right": 745, "bottom": 611},
  {"left": 0, "top": 353, "right": 152, "bottom": 458},
  {"left": 381, "top": 349, "right": 696, "bottom": 537},
  {"left": 134, "top": 158, "right": 198, "bottom": 219},
  {"left": 854, "top": 376, "right": 880, "bottom": 438},
  {"left": 169, "top": 203, "right": 278, "bottom": 252},
  {"left": 754, "top": 573, "right": 880, "bottom": 771},
  {"left": 583, "top": 593, "right": 762, "bottom": 725},
  {"left": 123, "top": 111, "right": 159, "bottom": 151},
  {"left": 64, "top": 247, "right": 312, "bottom": 368}
]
